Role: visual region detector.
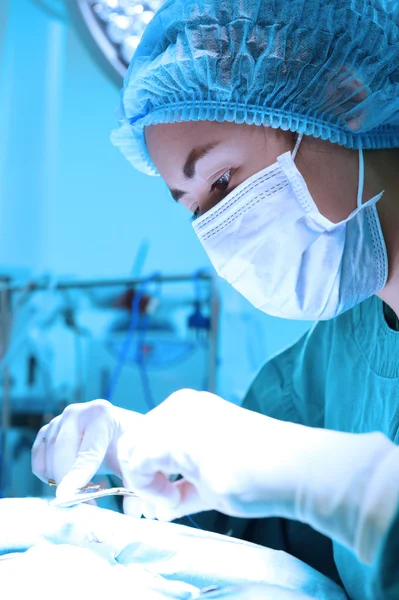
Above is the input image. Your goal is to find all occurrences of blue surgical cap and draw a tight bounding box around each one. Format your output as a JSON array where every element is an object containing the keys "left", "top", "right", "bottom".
[{"left": 110, "top": 0, "right": 399, "bottom": 176}]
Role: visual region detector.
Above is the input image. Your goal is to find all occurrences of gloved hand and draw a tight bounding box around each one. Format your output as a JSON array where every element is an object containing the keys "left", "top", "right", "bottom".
[
  {"left": 31, "top": 399, "right": 144, "bottom": 514},
  {"left": 118, "top": 390, "right": 399, "bottom": 566}
]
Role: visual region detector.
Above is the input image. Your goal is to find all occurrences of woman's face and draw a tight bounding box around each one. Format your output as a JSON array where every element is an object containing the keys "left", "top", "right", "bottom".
[
  {"left": 145, "top": 120, "right": 399, "bottom": 316},
  {"left": 145, "top": 120, "right": 366, "bottom": 223}
]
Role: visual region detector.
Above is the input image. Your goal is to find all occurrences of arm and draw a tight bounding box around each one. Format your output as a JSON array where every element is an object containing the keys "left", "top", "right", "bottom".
[
  {"left": 370, "top": 499, "right": 399, "bottom": 599},
  {"left": 240, "top": 323, "right": 338, "bottom": 580},
  {"left": 116, "top": 391, "right": 399, "bottom": 570}
]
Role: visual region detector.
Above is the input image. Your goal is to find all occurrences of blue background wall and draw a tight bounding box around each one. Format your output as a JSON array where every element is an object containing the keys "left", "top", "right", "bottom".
[{"left": 0, "top": 0, "right": 310, "bottom": 404}]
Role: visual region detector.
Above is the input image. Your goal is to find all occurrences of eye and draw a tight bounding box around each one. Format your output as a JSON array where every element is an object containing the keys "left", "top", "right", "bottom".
[
  {"left": 210, "top": 170, "right": 231, "bottom": 194},
  {"left": 191, "top": 170, "right": 233, "bottom": 222}
]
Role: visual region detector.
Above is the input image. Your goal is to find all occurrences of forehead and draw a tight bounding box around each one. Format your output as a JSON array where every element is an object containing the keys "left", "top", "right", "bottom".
[
  {"left": 145, "top": 121, "right": 247, "bottom": 177},
  {"left": 145, "top": 120, "right": 241, "bottom": 147}
]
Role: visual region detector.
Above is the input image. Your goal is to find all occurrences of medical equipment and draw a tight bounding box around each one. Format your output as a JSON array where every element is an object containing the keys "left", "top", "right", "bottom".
[
  {"left": 48, "top": 482, "right": 201, "bottom": 530},
  {"left": 49, "top": 483, "right": 138, "bottom": 508},
  {"left": 33, "top": 0, "right": 164, "bottom": 83},
  {"left": 187, "top": 272, "right": 212, "bottom": 345},
  {"left": 0, "top": 273, "right": 219, "bottom": 498},
  {"left": 68, "top": 0, "right": 166, "bottom": 85}
]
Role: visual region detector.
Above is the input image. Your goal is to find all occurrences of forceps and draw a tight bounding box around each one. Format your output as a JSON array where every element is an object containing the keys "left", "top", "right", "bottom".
[{"left": 48, "top": 481, "right": 138, "bottom": 509}]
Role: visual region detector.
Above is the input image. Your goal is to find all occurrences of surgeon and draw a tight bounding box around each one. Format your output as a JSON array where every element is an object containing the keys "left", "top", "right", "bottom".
[{"left": 32, "top": 1, "right": 399, "bottom": 598}]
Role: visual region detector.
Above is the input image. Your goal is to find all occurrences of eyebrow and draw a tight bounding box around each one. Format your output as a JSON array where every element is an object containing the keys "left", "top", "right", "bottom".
[{"left": 169, "top": 141, "right": 220, "bottom": 202}]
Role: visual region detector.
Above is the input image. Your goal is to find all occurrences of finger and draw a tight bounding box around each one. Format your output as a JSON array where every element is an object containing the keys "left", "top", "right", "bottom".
[
  {"left": 48, "top": 419, "right": 82, "bottom": 485},
  {"left": 31, "top": 417, "right": 62, "bottom": 484},
  {"left": 56, "top": 418, "right": 113, "bottom": 498},
  {"left": 45, "top": 419, "right": 63, "bottom": 484},
  {"left": 123, "top": 495, "right": 144, "bottom": 519},
  {"left": 122, "top": 440, "right": 197, "bottom": 506},
  {"left": 151, "top": 480, "right": 206, "bottom": 521},
  {"left": 124, "top": 467, "right": 181, "bottom": 507},
  {"left": 31, "top": 423, "right": 51, "bottom": 482},
  {"left": 122, "top": 441, "right": 204, "bottom": 518},
  {"left": 120, "top": 466, "right": 143, "bottom": 519},
  {"left": 141, "top": 500, "right": 157, "bottom": 520},
  {"left": 174, "top": 478, "right": 207, "bottom": 516},
  {"left": 126, "top": 438, "right": 198, "bottom": 485},
  {"left": 137, "top": 481, "right": 206, "bottom": 522}
]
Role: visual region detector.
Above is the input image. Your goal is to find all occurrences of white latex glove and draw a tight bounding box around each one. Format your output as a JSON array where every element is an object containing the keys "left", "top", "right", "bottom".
[
  {"left": 119, "top": 390, "right": 399, "bottom": 566},
  {"left": 31, "top": 399, "right": 144, "bottom": 515}
]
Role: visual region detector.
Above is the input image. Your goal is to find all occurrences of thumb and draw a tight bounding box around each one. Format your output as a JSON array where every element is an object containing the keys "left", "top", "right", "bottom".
[
  {"left": 133, "top": 481, "right": 206, "bottom": 522},
  {"left": 56, "top": 420, "right": 113, "bottom": 498},
  {"left": 153, "top": 480, "right": 206, "bottom": 521},
  {"left": 122, "top": 495, "right": 144, "bottom": 519}
]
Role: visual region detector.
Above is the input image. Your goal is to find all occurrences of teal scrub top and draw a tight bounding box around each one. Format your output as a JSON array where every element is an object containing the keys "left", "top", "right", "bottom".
[{"left": 198, "top": 295, "right": 399, "bottom": 599}]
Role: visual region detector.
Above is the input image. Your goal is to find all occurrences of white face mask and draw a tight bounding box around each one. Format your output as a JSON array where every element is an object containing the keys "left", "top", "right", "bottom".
[{"left": 192, "top": 135, "right": 388, "bottom": 321}]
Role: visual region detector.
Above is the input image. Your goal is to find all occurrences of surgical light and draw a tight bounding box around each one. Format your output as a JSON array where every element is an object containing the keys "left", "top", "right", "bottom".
[{"left": 69, "top": 0, "right": 165, "bottom": 84}]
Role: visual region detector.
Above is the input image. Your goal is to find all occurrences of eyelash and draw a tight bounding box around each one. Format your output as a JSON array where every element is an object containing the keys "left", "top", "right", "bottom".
[
  {"left": 191, "top": 170, "right": 232, "bottom": 222},
  {"left": 210, "top": 169, "right": 232, "bottom": 194}
]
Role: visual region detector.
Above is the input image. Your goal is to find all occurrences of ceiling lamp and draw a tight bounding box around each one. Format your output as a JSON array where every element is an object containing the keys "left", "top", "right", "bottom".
[{"left": 69, "top": 0, "right": 165, "bottom": 85}]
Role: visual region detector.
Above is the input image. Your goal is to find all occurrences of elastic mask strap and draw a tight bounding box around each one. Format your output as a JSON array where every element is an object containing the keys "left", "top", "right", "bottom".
[
  {"left": 292, "top": 133, "right": 303, "bottom": 161},
  {"left": 357, "top": 148, "right": 364, "bottom": 208}
]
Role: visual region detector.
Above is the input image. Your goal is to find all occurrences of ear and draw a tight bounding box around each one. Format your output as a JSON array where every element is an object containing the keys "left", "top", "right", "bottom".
[
  {"left": 340, "top": 74, "right": 369, "bottom": 131},
  {"left": 324, "top": 66, "right": 370, "bottom": 132}
]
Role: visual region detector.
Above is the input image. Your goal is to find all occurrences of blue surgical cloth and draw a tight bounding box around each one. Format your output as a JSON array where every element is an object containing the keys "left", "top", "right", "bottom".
[
  {"left": 204, "top": 295, "right": 399, "bottom": 600},
  {"left": 111, "top": 0, "right": 399, "bottom": 175},
  {"left": 0, "top": 499, "right": 347, "bottom": 600}
]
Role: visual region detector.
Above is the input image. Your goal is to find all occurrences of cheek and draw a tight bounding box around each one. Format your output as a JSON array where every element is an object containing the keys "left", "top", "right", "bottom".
[
  {"left": 297, "top": 150, "right": 359, "bottom": 223},
  {"left": 246, "top": 129, "right": 293, "bottom": 172}
]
